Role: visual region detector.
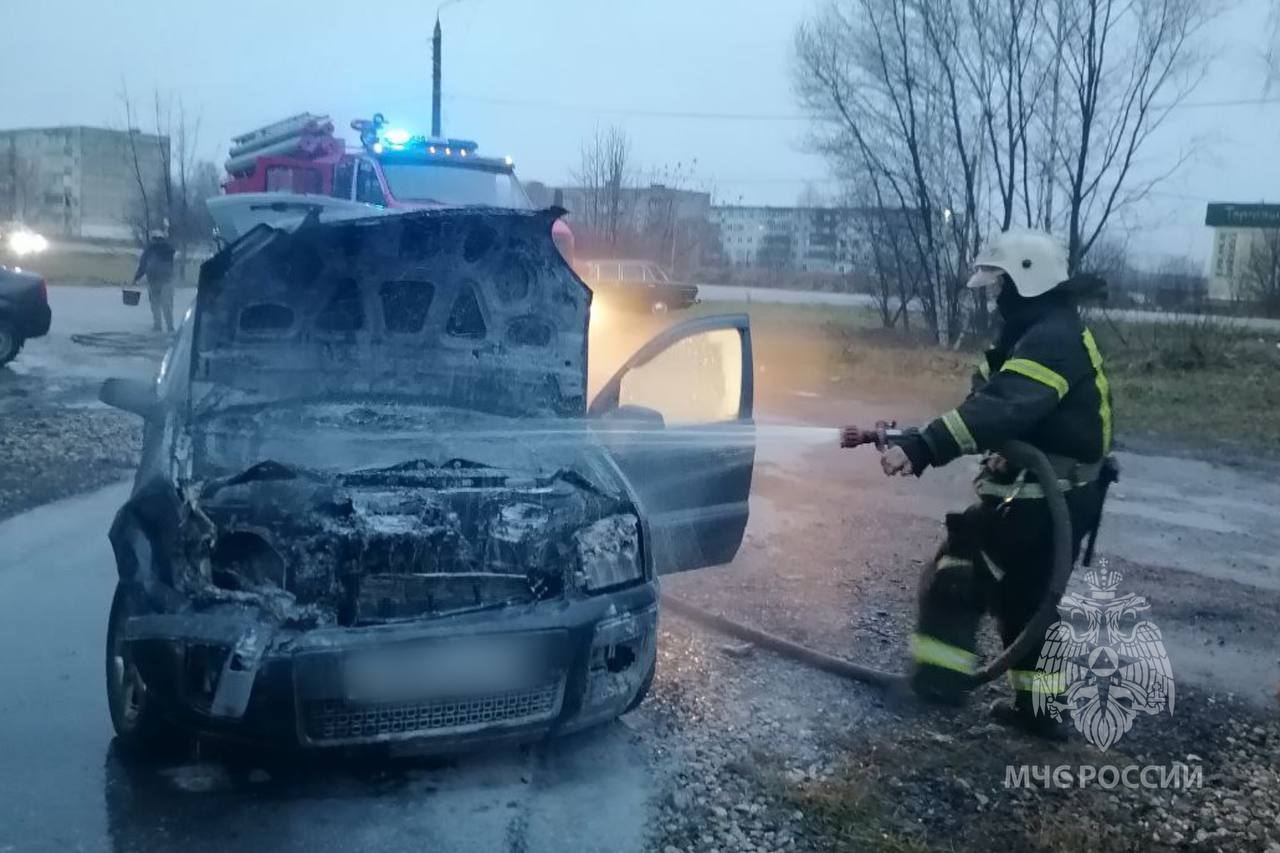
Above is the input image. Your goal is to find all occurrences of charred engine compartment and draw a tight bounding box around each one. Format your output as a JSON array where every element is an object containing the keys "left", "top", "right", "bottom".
[{"left": 178, "top": 467, "right": 641, "bottom": 627}]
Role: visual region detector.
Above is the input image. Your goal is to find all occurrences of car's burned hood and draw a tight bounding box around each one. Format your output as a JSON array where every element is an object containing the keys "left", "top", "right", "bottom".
[
  {"left": 191, "top": 207, "right": 590, "bottom": 420},
  {"left": 113, "top": 429, "right": 642, "bottom": 632}
]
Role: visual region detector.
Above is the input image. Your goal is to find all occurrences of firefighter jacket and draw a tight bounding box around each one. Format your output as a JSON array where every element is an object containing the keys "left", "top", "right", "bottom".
[{"left": 902, "top": 291, "right": 1113, "bottom": 473}]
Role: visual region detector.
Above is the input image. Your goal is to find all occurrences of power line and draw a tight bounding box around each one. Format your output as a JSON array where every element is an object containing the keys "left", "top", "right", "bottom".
[
  {"left": 442, "top": 93, "right": 812, "bottom": 121},
  {"left": 1159, "top": 96, "right": 1280, "bottom": 109},
  {"left": 436, "top": 92, "right": 1280, "bottom": 122}
]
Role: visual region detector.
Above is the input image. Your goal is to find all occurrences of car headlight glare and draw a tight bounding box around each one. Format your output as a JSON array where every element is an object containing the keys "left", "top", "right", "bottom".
[{"left": 7, "top": 229, "right": 48, "bottom": 256}]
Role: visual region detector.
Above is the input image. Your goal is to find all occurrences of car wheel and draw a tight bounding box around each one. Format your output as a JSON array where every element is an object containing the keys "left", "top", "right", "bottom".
[
  {"left": 0, "top": 317, "right": 21, "bottom": 367},
  {"left": 105, "top": 584, "right": 183, "bottom": 754}
]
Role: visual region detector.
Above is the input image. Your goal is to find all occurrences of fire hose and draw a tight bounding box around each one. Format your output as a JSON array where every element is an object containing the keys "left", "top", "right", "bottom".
[{"left": 660, "top": 430, "right": 1076, "bottom": 691}]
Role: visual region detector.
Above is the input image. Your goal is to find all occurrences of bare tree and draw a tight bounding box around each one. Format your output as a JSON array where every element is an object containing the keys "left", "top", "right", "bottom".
[
  {"left": 795, "top": 0, "right": 1211, "bottom": 346},
  {"left": 119, "top": 82, "right": 157, "bottom": 241},
  {"left": 1052, "top": 0, "right": 1209, "bottom": 272},
  {"left": 167, "top": 99, "right": 210, "bottom": 261},
  {"left": 184, "top": 160, "right": 223, "bottom": 244},
  {"left": 153, "top": 91, "right": 175, "bottom": 233},
  {"left": 1241, "top": 229, "right": 1280, "bottom": 316},
  {"left": 1266, "top": 0, "right": 1280, "bottom": 90},
  {"left": 572, "top": 126, "right": 634, "bottom": 251},
  {"left": 1079, "top": 231, "right": 1130, "bottom": 281},
  {"left": 795, "top": 0, "right": 981, "bottom": 344},
  {"left": 643, "top": 160, "right": 706, "bottom": 272},
  {"left": 120, "top": 85, "right": 218, "bottom": 256}
]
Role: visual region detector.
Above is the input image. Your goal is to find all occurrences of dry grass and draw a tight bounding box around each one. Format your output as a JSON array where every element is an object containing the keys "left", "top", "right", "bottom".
[
  {"left": 687, "top": 299, "right": 1279, "bottom": 456},
  {"left": 1023, "top": 816, "right": 1147, "bottom": 853},
  {"left": 1090, "top": 316, "right": 1280, "bottom": 453},
  {"left": 684, "top": 300, "right": 972, "bottom": 404},
  {"left": 784, "top": 767, "right": 939, "bottom": 853}
]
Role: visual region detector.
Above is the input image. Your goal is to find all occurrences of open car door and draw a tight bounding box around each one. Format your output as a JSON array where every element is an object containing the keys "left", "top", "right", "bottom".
[{"left": 588, "top": 314, "right": 754, "bottom": 575}]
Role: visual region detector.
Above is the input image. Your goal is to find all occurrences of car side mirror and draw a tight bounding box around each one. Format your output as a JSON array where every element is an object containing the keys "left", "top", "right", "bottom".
[{"left": 100, "top": 377, "right": 158, "bottom": 420}]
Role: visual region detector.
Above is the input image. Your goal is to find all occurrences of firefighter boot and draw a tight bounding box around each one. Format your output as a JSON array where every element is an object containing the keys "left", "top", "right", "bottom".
[{"left": 988, "top": 693, "right": 1067, "bottom": 742}]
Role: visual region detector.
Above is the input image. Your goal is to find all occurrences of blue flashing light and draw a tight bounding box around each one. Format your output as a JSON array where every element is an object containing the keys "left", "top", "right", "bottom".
[
  {"left": 383, "top": 127, "right": 411, "bottom": 146},
  {"left": 361, "top": 118, "right": 490, "bottom": 161}
]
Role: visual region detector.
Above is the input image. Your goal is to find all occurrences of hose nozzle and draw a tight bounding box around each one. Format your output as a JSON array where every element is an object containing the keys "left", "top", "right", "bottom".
[{"left": 840, "top": 420, "right": 902, "bottom": 450}]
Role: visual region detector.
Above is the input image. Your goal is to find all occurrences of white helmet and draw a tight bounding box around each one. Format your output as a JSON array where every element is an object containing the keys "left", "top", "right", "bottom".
[{"left": 966, "top": 230, "right": 1068, "bottom": 297}]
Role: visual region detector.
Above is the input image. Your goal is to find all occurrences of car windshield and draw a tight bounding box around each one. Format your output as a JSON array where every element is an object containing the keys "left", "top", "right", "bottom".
[{"left": 380, "top": 161, "right": 533, "bottom": 209}]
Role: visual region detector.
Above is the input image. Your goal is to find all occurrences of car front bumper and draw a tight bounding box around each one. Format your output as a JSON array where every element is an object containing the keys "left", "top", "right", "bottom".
[
  {"left": 20, "top": 301, "right": 51, "bottom": 339},
  {"left": 124, "top": 582, "right": 659, "bottom": 752}
]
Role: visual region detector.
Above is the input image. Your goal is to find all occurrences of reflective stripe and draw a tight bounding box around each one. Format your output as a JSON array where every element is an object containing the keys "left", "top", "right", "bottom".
[
  {"left": 977, "top": 360, "right": 991, "bottom": 380},
  {"left": 1001, "top": 358, "right": 1069, "bottom": 399},
  {"left": 1009, "top": 669, "right": 1067, "bottom": 694},
  {"left": 942, "top": 410, "right": 978, "bottom": 454},
  {"left": 1081, "top": 329, "right": 1113, "bottom": 453},
  {"left": 936, "top": 555, "right": 974, "bottom": 572},
  {"left": 979, "top": 549, "right": 1005, "bottom": 581},
  {"left": 911, "top": 634, "right": 977, "bottom": 674}
]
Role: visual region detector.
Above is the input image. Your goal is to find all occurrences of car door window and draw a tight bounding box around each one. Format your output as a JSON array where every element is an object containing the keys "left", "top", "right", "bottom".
[
  {"left": 618, "top": 328, "right": 743, "bottom": 425},
  {"left": 356, "top": 160, "right": 386, "bottom": 206},
  {"left": 587, "top": 315, "right": 754, "bottom": 575}
]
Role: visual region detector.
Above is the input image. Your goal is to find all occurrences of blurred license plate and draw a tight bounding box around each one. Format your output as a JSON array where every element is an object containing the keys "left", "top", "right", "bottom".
[{"left": 343, "top": 635, "right": 549, "bottom": 702}]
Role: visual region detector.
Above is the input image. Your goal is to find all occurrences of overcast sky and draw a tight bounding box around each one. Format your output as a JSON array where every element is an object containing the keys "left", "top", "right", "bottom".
[{"left": 2, "top": 0, "right": 1277, "bottom": 265}]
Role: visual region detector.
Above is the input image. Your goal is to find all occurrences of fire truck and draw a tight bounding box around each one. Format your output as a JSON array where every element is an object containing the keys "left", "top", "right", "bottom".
[{"left": 207, "top": 112, "right": 575, "bottom": 261}]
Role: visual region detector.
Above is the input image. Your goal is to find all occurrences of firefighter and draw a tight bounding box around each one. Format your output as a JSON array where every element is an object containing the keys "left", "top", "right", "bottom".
[
  {"left": 854, "top": 230, "right": 1112, "bottom": 738},
  {"left": 132, "top": 228, "right": 176, "bottom": 333}
]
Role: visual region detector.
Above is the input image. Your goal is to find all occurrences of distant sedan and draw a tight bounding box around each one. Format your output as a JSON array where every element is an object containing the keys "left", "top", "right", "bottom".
[
  {"left": 576, "top": 259, "right": 699, "bottom": 314},
  {"left": 0, "top": 265, "right": 51, "bottom": 367}
]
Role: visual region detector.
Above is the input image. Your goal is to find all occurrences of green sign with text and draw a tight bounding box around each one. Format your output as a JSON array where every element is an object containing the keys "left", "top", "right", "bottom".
[{"left": 1204, "top": 203, "right": 1280, "bottom": 229}]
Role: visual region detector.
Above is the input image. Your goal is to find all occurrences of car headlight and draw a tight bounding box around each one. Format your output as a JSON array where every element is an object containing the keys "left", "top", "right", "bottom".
[
  {"left": 574, "top": 514, "right": 643, "bottom": 592},
  {"left": 7, "top": 229, "right": 48, "bottom": 256}
]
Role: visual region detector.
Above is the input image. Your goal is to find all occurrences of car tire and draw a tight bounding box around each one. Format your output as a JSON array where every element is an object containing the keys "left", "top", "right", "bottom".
[
  {"left": 0, "top": 316, "right": 21, "bottom": 367},
  {"left": 105, "top": 584, "right": 184, "bottom": 755}
]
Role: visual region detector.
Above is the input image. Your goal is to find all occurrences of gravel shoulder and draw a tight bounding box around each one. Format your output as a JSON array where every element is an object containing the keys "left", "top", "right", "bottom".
[{"left": 0, "top": 399, "right": 138, "bottom": 521}]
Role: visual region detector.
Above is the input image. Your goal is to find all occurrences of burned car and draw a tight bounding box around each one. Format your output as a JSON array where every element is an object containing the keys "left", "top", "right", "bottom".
[{"left": 100, "top": 208, "right": 755, "bottom": 752}]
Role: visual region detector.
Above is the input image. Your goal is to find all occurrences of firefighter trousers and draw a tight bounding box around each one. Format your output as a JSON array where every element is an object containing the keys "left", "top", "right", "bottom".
[{"left": 909, "top": 480, "right": 1103, "bottom": 707}]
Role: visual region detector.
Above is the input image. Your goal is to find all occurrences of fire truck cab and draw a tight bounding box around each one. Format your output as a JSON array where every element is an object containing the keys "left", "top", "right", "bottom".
[{"left": 212, "top": 113, "right": 575, "bottom": 260}]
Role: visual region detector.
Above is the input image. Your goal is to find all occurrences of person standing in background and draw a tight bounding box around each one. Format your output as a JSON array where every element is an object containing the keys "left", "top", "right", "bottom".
[{"left": 132, "top": 229, "right": 176, "bottom": 333}]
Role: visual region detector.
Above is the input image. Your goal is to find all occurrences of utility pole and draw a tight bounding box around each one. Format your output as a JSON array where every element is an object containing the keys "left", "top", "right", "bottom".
[{"left": 432, "top": 16, "right": 443, "bottom": 137}]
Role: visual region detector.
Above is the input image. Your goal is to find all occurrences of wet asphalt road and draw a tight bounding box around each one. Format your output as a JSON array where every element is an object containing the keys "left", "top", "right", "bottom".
[
  {"left": 0, "top": 286, "right": 195, "bottom": 404},
  {"left": 0, "top": 483, "right": 656, "bottom": 853}
]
